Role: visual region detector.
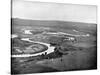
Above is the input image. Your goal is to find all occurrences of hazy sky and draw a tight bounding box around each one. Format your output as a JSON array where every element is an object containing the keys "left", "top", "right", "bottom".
[{"left": 12, "top": 0, "right": 97, "bottom": 23}]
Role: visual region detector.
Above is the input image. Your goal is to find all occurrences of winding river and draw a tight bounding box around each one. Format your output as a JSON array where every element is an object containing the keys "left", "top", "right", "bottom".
[
  {"left": 11, "top": 31, "right": 90, "bottom": 58},
  {"left": 11, "top": 38, "right": 55, "bottom": 58}
]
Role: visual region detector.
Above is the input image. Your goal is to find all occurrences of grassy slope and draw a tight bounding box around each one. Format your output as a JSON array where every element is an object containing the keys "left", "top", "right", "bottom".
[
  {"left": 12, "top": 18, "right": 96, "bottom": 34},
  {"left": 36, "top": 46, "right": 97, "bottom": 71},
  {"left": 11, "top": 18, "right": 97, "bottom": 74}
]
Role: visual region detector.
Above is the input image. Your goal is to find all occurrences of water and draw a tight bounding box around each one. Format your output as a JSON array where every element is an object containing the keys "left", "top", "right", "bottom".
[
  {"left": 11, "top": 38, "right": 55, "bottom": 57},
  {"left": 11, "top": 30, "right": 90, "bottom": 58}
]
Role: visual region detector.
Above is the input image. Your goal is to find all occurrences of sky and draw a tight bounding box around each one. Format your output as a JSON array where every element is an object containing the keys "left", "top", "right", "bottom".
[{"left": 12, "top": 0, "right": 97, "bottom": 23}]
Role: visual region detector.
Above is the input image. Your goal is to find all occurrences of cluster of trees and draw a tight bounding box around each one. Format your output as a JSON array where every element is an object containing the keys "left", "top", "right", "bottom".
[{"left": 37, "top": 46, "right": 64, "bottom": 60}]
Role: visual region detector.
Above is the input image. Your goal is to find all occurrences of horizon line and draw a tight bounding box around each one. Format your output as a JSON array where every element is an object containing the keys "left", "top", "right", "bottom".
[{"left": 12, "top": 17, "right": 97, "bottom": 24}]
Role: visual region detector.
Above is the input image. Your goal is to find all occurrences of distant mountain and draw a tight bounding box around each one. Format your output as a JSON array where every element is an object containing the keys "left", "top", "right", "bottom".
[
  {"left": 12, "top": 18, "right": 96, "bottom": 26},
  {"left": 11, "top": 18, "right": 97, "bottom": 34}
]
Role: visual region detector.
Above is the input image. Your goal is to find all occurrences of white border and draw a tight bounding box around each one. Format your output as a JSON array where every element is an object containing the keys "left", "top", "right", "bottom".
[{"left": 0, "top": 0, "right": 99, "bottom": 75}]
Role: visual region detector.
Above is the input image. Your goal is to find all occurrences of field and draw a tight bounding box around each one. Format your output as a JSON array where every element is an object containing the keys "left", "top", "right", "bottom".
[{"left": 11, "top": 18, "right": 97, "bottom": 74}]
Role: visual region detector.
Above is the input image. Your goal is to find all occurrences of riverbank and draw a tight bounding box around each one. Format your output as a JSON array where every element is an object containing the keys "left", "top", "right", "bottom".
[{"left": 12, "top": 38, "right": 55, "bottom": 57}]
